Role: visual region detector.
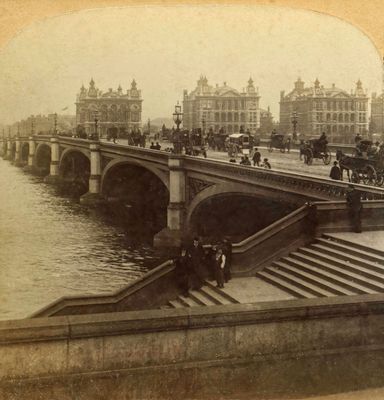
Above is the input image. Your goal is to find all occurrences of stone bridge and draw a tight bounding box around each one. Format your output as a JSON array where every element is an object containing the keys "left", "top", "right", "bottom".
[{"left": 2, "top": 135, "right": 384, "bottom": 246}]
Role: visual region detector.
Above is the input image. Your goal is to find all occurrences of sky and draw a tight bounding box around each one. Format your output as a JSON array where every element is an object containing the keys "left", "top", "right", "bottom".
[{"left": 0, "top": 5, "right": 382, "bottom": 125}]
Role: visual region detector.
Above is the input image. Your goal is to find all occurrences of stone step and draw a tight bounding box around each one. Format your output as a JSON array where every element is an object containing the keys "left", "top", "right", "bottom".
[
  {"left": 177, "top": 294, "right": 202, "bottom": 307},
  {"left": 265, "top": 266, "right": 337, "bottom": 297},
  {"left": 189, "top": 290, "right": 217, "bottom": 306},
  {"left": 272, "top": 261, "right": 348, "bottom": 296},
  {"left": 297, "top": 245, "right": 384, "bottom": 275},
  {"left": 204, "top": 281, "right": 240, "bottom": 304},
  {"left": 316, "top": 237, "right": 384, "bottom": 266},
  {"left": 322, "top": 234, "right": 384, "bottom": 258},
  {"left": 288, "top": 252, "right": 384, "bottom": 292},
  {"left": 309, "top": 243, "right": 384, "bottom": 271},
  {"left": 297, "top": 246, "right": 384, "bottom": 283},
  {"left": 255, "top": 270, "right": 316, "bottom": 299},
  {"left": 168, "top": 300, "right": 184, "bottom": 308},
  {"left": 199, "top": 286, "right": 234, "bottom": 305},
  {"left": 308, "top": 244, "right": 384, "bottom": 276},
  {"left": 282, "top": 256, "right": 378, "bottom": 295},
  {"left": 287, "top": 253, "right": 376, "bottom": 295}
]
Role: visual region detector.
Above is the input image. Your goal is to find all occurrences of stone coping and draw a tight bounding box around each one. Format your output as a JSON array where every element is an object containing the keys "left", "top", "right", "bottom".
[
  {"left": 30, "top": 260, "right": 174, "bottom": 317},
  {"left": 2, "top": 293, "right": 384, "bottom": 345}
]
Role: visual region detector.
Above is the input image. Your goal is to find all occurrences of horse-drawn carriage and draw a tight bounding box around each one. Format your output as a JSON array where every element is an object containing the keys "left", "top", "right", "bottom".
[
  {"left": 336, "top": 142, "right": 384, "bottom": 186},
  {"left": 227, "top": 133, "right": 251, "bottom": 157},
  {"left": 268, "top": 133, "right": 291, "bottom": 153},
  {"left": 302, "top": 138, "right": 331, "bottom": 165}
]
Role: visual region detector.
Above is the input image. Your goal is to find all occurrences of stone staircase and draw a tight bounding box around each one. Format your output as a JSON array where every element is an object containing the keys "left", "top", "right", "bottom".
[
  {"left": 165, "top": 281, "right": 239, "bottom": 308},
  {"left": 255, "top": 233, "right": 384, "bottom": 299}
]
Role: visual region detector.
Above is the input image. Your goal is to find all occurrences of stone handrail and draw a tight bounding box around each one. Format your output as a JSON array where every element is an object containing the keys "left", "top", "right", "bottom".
[
  {"left": 31, "top": 260, "right": 175, "bottom": 318},
  {"left": 233, "top": 204, "right": 309, "bottom": 254},
  {"left": 100, "top": 142, "right": 169, "bottom": 166},
  {"left": 184, "top": 156, "right": 384, "bottom": 200}
]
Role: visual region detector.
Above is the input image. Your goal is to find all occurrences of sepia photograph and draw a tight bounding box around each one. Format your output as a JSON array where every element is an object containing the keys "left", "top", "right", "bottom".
[{"left": 1, "top": 1, "right": 384, "bottom": 399}]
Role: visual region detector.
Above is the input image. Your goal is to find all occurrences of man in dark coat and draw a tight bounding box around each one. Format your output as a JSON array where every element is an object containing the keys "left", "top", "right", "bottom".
[
  {"left": 252, "top": 148, "right": 261, "bottom": 166},
  {"left": 346, "top": 184, "right": 362, "bottom": 233},
  {"left": 329, "top": 161, "right": 341, "bottom": 180},
  {"left": 187, "top": 237, "right": 205, "bottom": 289},
  {"left": 175, "top": 248, "right": 191, "bottom": 296}
]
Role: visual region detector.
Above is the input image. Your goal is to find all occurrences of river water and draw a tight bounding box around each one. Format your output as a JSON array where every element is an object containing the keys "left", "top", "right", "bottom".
[{"left": 0, "top": 159, "right": 162, "bottom": 321}]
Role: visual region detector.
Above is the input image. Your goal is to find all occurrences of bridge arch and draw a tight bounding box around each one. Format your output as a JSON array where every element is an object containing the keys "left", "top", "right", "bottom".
[
  {"left": 59, "top": 148, "right": 91, "bottom": 196},
  {"left": 186, "top": 183, "right": 297, "bottom": 240},
  {"left": 35, "top": 143, "right": 51, "bottom": 174},
  {"left": 101, "top": 159, "right": 170, "bottom": 236},
  {"left": 20, "top": 142, "right": 29, "bottom": 163},
  {"left": 101, "top": 158, "right": 169, "bottom": 193}
]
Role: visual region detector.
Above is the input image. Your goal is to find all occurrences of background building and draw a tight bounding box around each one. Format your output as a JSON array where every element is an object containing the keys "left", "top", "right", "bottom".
[
  {"left": 279, "top": 78, "right": 369, "bottom": 143},
  {"left": 5, "top": 114, "right": 75, "bottom": 137},
  {"left": 257, "top": 106, "right": 277, "bottom": 137},
  {"left": 183, "top": 76, "right": 261, "bottom": 134},
  {"left": 370, "top": 92, "right": 384, "bottom": 137},
  {"left": 76, "top": 79, "right": 142, "bottom": 137}
]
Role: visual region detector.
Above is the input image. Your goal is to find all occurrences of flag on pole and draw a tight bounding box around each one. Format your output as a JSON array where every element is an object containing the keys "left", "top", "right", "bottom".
[{"left": 61, "top": 106, "right": 68, "bottom": 111}]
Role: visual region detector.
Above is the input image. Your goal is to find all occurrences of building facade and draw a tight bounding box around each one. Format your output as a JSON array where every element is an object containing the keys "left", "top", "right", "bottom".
[
  {"left": 370, "top": 92, "right": 384, "bottom": 134},
  {"left": 183, "top": 76, "right": 261, "bottom": 134},
  {"left": 9, "top": 114, "right": 75, "bottom": 137},
  {"left": 279, "top": 78, "right": 369, "bottom": 143},
  {"left": 76, "top": 79, "right": 142, "bottom": 137}
]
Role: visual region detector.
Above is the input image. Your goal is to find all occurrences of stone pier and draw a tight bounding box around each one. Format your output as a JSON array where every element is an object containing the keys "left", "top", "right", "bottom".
[
  {"left": 80, "top": 141, "right": 105, "bottom": 205},
  {"left": 44, "top": 137, "right": 61, "bottom": 183},
  {"left": 154, "top": 155, "right": 186, "bottom": 248},
  {"left": 23, "top": 137, "right": 37, "bottom": 173}
]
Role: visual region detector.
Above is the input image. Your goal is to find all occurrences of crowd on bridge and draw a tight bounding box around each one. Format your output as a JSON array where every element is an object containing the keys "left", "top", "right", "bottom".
[{"left": 175, "top": 237, "right": 232, "bottom": 294}]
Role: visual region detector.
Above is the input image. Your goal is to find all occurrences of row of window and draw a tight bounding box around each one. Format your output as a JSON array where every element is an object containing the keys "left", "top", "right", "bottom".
[
  {"left": 315, "top": 125, "right": 364, "bottom": 134},
  {"left": 312, "top": 101, "right": 367, "bottom": 111},
  {"left": 79, "top": 111, "right": 140, "bottom": 123},
  {"left": 315, "top": 113, "right": 366, "bottom": 123},
  {"left": 189, "top": 99, "right": 256, "bottom": 110}
]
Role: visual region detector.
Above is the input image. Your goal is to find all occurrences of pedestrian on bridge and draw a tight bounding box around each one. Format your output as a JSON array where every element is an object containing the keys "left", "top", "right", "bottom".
[
  {"left": 252, "top": 147, "right": 261, "bottom": 166},
  {"left": 261, "top": 158, "right": 271, "bottom": 169},
  {"left": 329, "top": 161, "right": 341, "bottom": 180}
]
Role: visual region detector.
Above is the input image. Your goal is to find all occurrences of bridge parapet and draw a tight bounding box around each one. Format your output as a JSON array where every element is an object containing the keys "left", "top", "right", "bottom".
[{"left": 184, "top": 156, "right": 384, "bottom": 201}]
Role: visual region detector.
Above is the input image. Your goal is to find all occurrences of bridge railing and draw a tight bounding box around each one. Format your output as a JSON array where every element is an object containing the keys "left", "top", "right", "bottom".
[{"left": 184, "top": 156, "right": 384, "bottom": 200}]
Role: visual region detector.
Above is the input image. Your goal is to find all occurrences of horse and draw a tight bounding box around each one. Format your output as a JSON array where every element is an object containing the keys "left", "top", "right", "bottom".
[{"left": 335, "top": 150, "right": 353, "bottom": 181}]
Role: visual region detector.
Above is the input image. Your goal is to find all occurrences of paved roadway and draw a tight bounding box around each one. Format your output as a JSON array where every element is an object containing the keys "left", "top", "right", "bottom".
[{"left": 103, "top": 138, "right": 335, "bottom": 180}]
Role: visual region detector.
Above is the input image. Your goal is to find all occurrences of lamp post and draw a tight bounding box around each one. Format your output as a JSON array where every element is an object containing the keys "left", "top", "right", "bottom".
[
  {"left": 54, "top": 113, "right": 58, "bottom": 135},
  {"left": 291, "top": 111, "right": 298, "bottom": 141},
  {"left": 202, "top": 117, "right": 206, "bottom": 143},
  {"left": 17, "top": 123, "right": 20, "bottom": 138},
  {"left": 94, "top": 110, "right": 99, "bottom": 140},
  {"left": 31, "top": 117, "right": 35, "bottom": 136},
  {"left": 172, "top": 102, "right": 183, "bottom": 154}
]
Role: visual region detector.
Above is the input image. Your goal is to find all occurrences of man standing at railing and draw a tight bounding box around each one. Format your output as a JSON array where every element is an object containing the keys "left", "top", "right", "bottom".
[{"left": 346, "top": 184, "right": 362, "bottom": 233}]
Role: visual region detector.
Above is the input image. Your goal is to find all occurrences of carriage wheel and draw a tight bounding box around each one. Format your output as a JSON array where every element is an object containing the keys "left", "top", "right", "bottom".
[
  {"left": 280, "top": 147, "right": 285, "bottom": 153},
  {"left": 362, "top": 165, "right": 377, "bottom": 186},
  {"left": 268, "top": 146, "right": 273, "bottom": 153},
  {"left": 351, "top": 171, "right": 360, "bottom": 184},
  {"left": 323, "top": 152, "right": 331, "bottom": 165}
]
